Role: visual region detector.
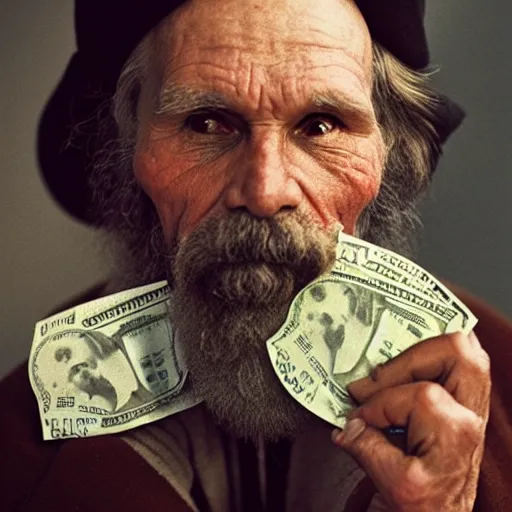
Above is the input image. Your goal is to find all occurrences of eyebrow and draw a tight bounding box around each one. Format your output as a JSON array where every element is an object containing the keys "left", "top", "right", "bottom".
[
  {"left": 154, "top": 84, "right": 230, "bottom": 117},
  {"left": 154, "top": 83, "right": 375, "bottom": 126},
  {"left": 312, "top": 90, "right": 375, "bottom": 126}
]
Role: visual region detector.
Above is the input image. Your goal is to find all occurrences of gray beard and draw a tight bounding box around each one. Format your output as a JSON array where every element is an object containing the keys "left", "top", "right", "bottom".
[
  {"left": 172, "top": 295, "right": 314, "bottom": 441},
  {"left": 167, "top": 211, "right": 337, "bottom": 441}
]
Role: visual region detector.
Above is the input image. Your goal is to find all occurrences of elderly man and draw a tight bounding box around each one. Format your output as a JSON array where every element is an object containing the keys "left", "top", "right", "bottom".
[{"left": 1, "top": 0, "right": 512, "bottom": 510}]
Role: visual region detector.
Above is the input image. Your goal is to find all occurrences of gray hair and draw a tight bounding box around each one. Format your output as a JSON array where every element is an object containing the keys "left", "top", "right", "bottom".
[
  {"left": 359, "top": 43, "right": 442, "bottom": 255},
  {"left": 89, "top": 33, "right": 443, "bottom": 285}
]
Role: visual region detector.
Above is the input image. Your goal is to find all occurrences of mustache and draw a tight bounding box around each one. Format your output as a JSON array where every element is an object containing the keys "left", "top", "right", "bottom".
[
  {"left": 172, "top": 211, "right": 337, "bottom": 306},
  {"left": 209, "top": 215, "right": 310, "bottom": 264}
]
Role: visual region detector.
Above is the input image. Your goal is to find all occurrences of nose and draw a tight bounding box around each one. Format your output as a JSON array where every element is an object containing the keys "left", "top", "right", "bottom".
[{"left": 223, "top": 133, "right": 303, "bottom": 217}]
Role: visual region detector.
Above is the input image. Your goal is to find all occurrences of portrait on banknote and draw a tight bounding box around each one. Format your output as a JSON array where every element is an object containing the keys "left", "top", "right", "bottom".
[
  {"left": 299, "top": 281, "right": 384, "bottom": 385},
  {"left": 32, "top": 312, "right": 182, "bottom": 414},
  {"left": 295, "top": 273, "right": 452, "bottom": 390}
]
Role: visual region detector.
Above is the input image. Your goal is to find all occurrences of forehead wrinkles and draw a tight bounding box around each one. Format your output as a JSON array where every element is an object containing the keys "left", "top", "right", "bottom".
[
  {"left": 150, "top": 37, "right": 372, "bottom": 121},
  {"left": 153, "top": 59, "right": 373, "bottom": 124},
  {"left": 153, "top": 0, "right": 373, "bottom": 77}
]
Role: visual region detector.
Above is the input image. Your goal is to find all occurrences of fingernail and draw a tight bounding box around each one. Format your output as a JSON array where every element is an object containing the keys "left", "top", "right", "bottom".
[
  {"left": 331, "top": 428, "right": 342, "bottom": 444},
  {"left": 339, "top": 418, "right": 366, "bottom": 445}
]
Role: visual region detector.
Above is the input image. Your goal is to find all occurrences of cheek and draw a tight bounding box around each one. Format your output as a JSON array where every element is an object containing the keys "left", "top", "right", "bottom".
[
  {"left": 304, "top": 135, "right": 383, "bottom": 234},
  {"left": 133, "top": 139, "right": 223, "bottom": 241},
  {"left": 336, "top": 161, "right": 381, "bottom": 233}
]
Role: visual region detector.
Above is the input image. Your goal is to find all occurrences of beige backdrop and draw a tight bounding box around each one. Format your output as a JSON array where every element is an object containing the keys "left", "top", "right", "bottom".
[{"left": 1, "top": 1, "right": 511, "bottom": 379}]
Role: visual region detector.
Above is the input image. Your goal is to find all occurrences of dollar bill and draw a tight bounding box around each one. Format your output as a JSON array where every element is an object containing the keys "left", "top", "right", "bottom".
[
  {"left": 267, "top": 231, "right": 478, "bottom": 429},
  {"left": 29, "top": 281, "right": 200, "bottom": 440}
]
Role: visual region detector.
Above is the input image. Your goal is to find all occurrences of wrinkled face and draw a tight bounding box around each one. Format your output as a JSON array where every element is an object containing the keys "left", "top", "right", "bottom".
[
  {"left": 134, "top": 0, "right": 384, "bottom": 244},
  {"left": 130, "top": 0, "right": 385, "bottom": 439}
]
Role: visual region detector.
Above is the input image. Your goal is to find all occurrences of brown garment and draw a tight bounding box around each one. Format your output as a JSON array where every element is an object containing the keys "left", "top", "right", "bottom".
[{"left": 0, "top": 289, "right": 511, "bottom": 511}]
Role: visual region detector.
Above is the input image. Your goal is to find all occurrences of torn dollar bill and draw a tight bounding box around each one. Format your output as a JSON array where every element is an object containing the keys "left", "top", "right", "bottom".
[
  {"left": 266, "top": 231, "right": 477, "bottom": 429},
  {"left": 29, "top": 281, "right": 200, "bottom": 440}
]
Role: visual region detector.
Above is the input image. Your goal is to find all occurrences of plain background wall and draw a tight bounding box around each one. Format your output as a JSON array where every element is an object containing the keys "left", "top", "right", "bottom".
[{"left": 1, "top": 1, "right": 511, "bottom": 379}]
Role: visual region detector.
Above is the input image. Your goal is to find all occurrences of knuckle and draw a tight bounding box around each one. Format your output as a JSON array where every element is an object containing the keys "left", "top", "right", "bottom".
[
  {"left": 467, "top": 346, "right": 491, "bottom": 376},
  {"left": 476, "top": 347, "right": 491, "bottom": 374},
  {"left": 448, "top": 332, "right": 491, "bottom": 376},
  {"left": 457, "top": 411, "right": 487, "bottom": 443},
  {"left": 415, "top": 382, "right": 446, "bottom": 411},
  {"left": 439, "top": 407, "right": 487, "bottom": 452},
  {"left": 447, "top": 331, "right": 472, "bottom": 358}
]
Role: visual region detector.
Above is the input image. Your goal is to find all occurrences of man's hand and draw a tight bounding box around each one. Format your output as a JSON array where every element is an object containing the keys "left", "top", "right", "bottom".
[{"left": 332, "top": 331, "right": 491, "bottom": 511}]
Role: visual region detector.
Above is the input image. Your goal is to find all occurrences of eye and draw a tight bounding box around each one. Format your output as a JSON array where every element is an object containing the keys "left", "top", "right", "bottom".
[
  {"left": 185, "top": 112, "right": 234, "bottom": 135},
  {"left": 299, "top": 114, "right": 345, "bottom": 137},
  {"left": 55, "top": 347, "right": 72, "bottom": 363}
]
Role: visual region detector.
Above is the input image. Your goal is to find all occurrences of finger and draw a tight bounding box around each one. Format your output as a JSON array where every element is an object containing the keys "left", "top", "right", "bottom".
[
  {"left": 347, "top": 331, "right": 490, "bottom": 417},
  {"left": 348, "top": 381, "right": 486, "bottom": 456},
  {"left": 333, "top": 418, "right": 416, "bottom": 503},
  {"left": 334, "top": 419, "right": 482, "bottom": 509}
]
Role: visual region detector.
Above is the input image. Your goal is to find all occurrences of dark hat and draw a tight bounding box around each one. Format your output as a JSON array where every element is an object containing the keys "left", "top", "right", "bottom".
[{"left": 37, "top": 0, "right": 464, "bottom": 225}]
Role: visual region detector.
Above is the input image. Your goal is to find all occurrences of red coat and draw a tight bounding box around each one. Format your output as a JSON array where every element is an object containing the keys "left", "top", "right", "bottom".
[{"left": 1, "top": 290, "right": 511, "bottom": 511}]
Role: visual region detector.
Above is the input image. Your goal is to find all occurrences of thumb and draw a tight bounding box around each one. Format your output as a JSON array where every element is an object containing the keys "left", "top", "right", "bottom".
[{"left": 333, "top": 419, "right": 409, "bottom": 496}]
